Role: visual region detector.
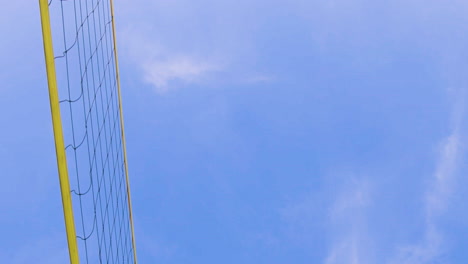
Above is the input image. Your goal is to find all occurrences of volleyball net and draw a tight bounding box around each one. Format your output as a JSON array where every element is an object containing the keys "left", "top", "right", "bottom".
[{"left": 39, "top": 0, "right": 137, "bottom": 263}]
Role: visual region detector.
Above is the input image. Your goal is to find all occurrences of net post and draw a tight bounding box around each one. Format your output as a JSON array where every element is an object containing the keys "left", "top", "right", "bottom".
[
  {"left": 38, "top": 0, "right": 80, "bottom": 263},
  {"left": 109, "top": 0, "right": 138, "bottom": 263}
]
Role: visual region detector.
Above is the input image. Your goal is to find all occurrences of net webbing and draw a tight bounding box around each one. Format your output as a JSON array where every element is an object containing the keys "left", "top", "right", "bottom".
[{"left": 47, "top": 0, "right": 135, "bottom": 262}]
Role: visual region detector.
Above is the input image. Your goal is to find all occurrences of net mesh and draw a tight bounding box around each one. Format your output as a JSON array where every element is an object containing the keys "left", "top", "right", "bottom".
[{"left": 48, "top": 0, "right": 135, "bottom": 262}]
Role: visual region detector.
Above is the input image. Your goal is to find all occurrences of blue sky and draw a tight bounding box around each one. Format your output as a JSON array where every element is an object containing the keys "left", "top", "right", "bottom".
[{"left": 2, "top": 0, "right": 468, "bottom": 263}]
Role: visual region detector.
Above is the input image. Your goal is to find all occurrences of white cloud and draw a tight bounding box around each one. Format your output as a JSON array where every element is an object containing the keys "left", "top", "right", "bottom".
[
  {"left": 119, "top": 27, "right": 222, "bottom": 94},
  {"left": 390, "top": 227, "right": 443, "bottom": 264},
  {"left": 390, "top": 93, "right": 465, "bottom": 264},
  {"left": 321, "top": 131, "right": 463, "bottom": 264},
  {"left": 116, "top": 1, "right": 281, "bottom": 94},
  {"left": 324, "top": 178, "right": 374, "bottom": 264},
  {"left": 389, "top": 133, "right": 460, "bottom": 264},
  {"left": 325, "top": 237, "right": 362, "bottom": 264},
  {"left": 426, "top": 134, "right": 460, "bottom": 218},
  {"left": 142, "top": 56, "right": 220, "bottom": 93},
  {"left": 329, "top": 179, "right": 371, "bottom": 220}
]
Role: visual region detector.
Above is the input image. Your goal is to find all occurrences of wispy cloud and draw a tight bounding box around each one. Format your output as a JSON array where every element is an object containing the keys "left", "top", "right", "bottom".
[
  {"left": 119, "top": 28, "right": 222, "bottom": 94},
  {"left": 325, "top": 238, "right": 362, "bottom": 264},
  {"left": 390, "top": 92, "right": 465, "bottom": 264},
  {"left": 142, "top": 56, "right": 220, "bottom": 93},
  {"left": 121, "top": 29, "right": 273, "bottom": 93},
  {"left": 324, "top": 177, "right": 374, "bottom": 264},
  {"left": 116, "top": 1, "right": 282, "bottom": 94}
]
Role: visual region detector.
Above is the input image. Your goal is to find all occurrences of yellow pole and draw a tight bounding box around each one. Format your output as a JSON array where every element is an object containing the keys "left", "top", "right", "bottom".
[
  {"left": 38, "top": 0, "right": 80, "bottom": 263},
  {"left": 109, "top": 0, "right": 138, "bottom": 263}
]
